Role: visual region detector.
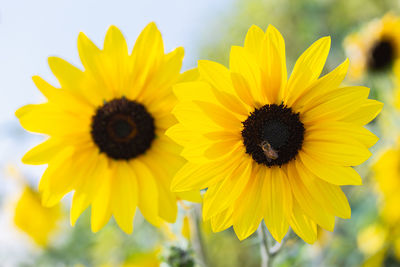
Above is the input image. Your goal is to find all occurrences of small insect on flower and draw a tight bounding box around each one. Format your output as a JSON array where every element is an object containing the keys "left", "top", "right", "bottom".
[
  {"left": 259, "top": 141, "right": 279, "bottom": 162},
  {"left": 344, "top": 13, "right": 400, "bottom": 80},
  {"left": 16, "top": 23, "right": 200, "bottom": 234},
  {"left": 167, "top": 24, "right": 383, "bottom": 243}
]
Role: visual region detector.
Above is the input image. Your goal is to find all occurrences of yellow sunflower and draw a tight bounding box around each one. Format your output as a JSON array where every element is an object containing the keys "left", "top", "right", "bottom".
[
  {"left": 16, "top": 22, "right": 200, "bottom": 234},
  {"left": 14, "top": 186, "right": 62, "bottom": 247},
  {"left": 359, "top": 143, "right": 400, "bottom": 266},
  {"left": 167, "top": 25, "right": 383, "bottom": 243},
  {"left": 344, "top": 13, "right": 400, "bottom": 80},
  {"left": 373, "top": 140, "right": 400, "bottom": 226}
]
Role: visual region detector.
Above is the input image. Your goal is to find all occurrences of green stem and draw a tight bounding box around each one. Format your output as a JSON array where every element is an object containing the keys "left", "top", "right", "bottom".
[
  {"left": 257, "top": 224, "right": 286, "bottom": 267},
  {"left": 190, "top": 204, "right": 210, "bottom": 267},
  {"left": 257, "top": 224, "right": 271, "bottom": 267}
]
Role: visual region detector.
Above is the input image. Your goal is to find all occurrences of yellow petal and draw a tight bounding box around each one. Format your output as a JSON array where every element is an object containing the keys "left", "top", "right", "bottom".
[
  {"left": 112, "top": 162, "right": 138, "bottom": 234},
  {"left": 176, "top": 190, "right": 202, "bottom": 203},
  {"left": 285, "top": 36, "right": 331, "bottom": 106},
  {"left": 302, "top": 138, "right": 372, "bottom": 167},
  {"left": 32, "top": 75, "right": 93, "bottom": 114},
  {"left": 130, "top": 22, "right": 164, "bottom": 97},
  {"left": 171, "top": 161, "right": 229, "bottom": 192},
  {"left": 70, "top": 191, "right": 91, "bottom": 227},
  {"left": 131, "top": 160, "right": 161, "bottom": 227},
  {"left": 231, "top": 72, "right": 258, "bottom": 108},
  {"left": 260, "top": 25, "right": 287, "bottom": 104},
  {"left": 288, "top": 199, "right": 317, "bottom": 244},
  {"left": 47, "top": 56, "right": 84, "bottom": 92},
  {"left": 193, "top": 100, "right": 242, "bottom": 131},
  {"left": 173, "top": 81, "right": 220, "bottom": 104},
  {"left": 203, "top": 130, "right": 241, "bottom": 142},
  {"left": 232, "top": 165, "right": 265, "bottom": 240},
  {"left": 210, "top": 207, "right": 234, "bottom": 232},
  {"left": 203, "top": 160, "right": 252, "bottom": 220},
  {"left": 177, "top": 67, "right": 199, "bottom": 83},
  {"left": 197, "top": 60, "right": 250, "bottom": 115},
  {"left": 341, "top": 99, "right": 383, "bottom": 125},
  {"left": 32, "top": 75, "right": 57, "bottom": 99},
  {"left": 229, "top": 46, "right": 264, "bottom": 104},
  {"left": 301, "top": 86, "right": 370, "bottom": 124},
  {"left": 140, "top": 149, "right": 178, "bottom": 223},
  {"left": 286, "top": 164, "right": 335, "bottom": 231},
  {"left": 135, "top": 46, "right": 184, "bottom": 104},
  {"left": 39, "top": 147, "right": 76, "bottom": 207},
  {"left": 102, "top": 25, "right": 129, "bottom": 97},
  {"left": 171, "top": 149, "right": 243, "bottom": 192},
  {"left": 290, "top": 59, "right": 349, "bottom": 112},
  {"left": 296, "top": 160, "right": 351, "bottom": 219},
  {"left": 204, "top": 140, "right": 241, "bottom": 159},
  {"left": 22, "top": 138, "right": 65, "bottom": 165},
  {"left": 211, "top": 88, "right": 250, "bottom": 117},
  {"left": 77, "top": 32, "right": 113, "bottom": 104},
  {"left": 305, "top": 121, "right": 379, "bottom": 148},
  {"left": 181, "top": 215, "right": 191, "bottom": 240},
  {"left": 91, "top": 168, "right": 113, "bottom": 233},
  {"left": 103, "top": 25, "right": 128, "bottom": 57},
  {"left": 16, "top": 103, "right": 89, "bottom": 136},
  {"left": 299, "top": 152, "right": 362, "bottom": 185},
  {"left": 263, "top": 167, "right": 291, "bottom": 242},
  {"left": 244, "top": 25, "right": 265, "bottom": 58},
  {"left": 198, "top": 60, "right": 236, "bottom": 94},
  {"left": 70, "top": 157, "right": 105, "bottom": 226}
]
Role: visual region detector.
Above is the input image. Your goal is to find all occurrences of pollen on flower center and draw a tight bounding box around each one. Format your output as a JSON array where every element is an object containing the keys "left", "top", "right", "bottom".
[
  {"left": 91, "top": 97, "right": 155, "bottom": 160},
  {"left": 241, "top": 104, "right": 305, "bottom": 167},
  {"left": 368, "top": 39, "right": 394, "bottom": 70}
]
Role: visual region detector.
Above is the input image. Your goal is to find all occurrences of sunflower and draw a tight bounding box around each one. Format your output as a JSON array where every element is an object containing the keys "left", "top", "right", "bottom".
[
  {"left": 14, "top": 186, "right": 61, "bottom": 247},
  {"left": 344, "top": 13, "right": 400, "bottom": 80},
  {"left": 167, "top": 24, "right": 383, "bottom": 243},
  {"left": 373, "top": 141, "right": 400, "bottom": 226},
  {"left": 359, "top": 143, "right": 400, "bottom": 265},
  {"left": 16, "top": 23, "right": 200, "bottom": 234}
]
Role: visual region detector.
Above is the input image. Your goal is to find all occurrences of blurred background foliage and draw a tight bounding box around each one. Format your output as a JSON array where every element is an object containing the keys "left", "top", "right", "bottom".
[{"left": 3, "top": 0, "right": 400, "bottom": 266}]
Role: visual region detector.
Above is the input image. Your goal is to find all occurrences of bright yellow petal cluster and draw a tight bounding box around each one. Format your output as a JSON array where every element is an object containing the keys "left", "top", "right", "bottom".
[
  {"left": 14, "top": 187, "right": 61, "bottom": 247},
  {"left": 16, "top": 23, "right": 200, "bottom": 234},
  {"left": 167, "top": 25, "right": 383, "bottom": 243},
  {"left": 344, "top": 13, "right": 400, "bottom": 80}
]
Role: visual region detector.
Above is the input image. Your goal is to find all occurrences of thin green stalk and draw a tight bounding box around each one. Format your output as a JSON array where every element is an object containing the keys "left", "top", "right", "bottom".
[
  {"left": 257, "top": 224, "right": 286, "bottom": 267},
  {"left": 190, "top": 204, "right": 211, "bottom": 267}
]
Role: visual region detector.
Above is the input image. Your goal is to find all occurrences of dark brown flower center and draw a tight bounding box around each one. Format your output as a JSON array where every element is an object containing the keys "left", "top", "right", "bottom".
[
  {"left": 91, "top": 97, "right": 155, "bottom": 160},
  {"left": 368, "top": 39, "right": 395, "bottom": 70},
  {"left": 241, "top": 104, "right": 304, "bottom": 167}
]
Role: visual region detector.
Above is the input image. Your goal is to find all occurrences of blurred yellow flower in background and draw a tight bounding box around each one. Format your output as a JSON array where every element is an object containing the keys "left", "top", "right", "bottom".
[
  {"left": 122, "top": 249, "right": 161, "bottom": 267},
  {"left": 373, "top": 141, "right": 400, "bottom": 225},
  {"left": 167, "top": 24, "right": 382, "bottom": 243},
  {"left": 14, "top": 186, "right": 61, "bottom": 247},
  {"left": 360, "top": 140, "right": 400, "bottom": 266},
  {"left": 344, "top": 13, "right": 400, "bottom": 80},
  {"left": 15, "top": 22, "right": 199, "bottom": 234},
  {"left": 394, "top": 61, "right": 400, "bottom": 108}
]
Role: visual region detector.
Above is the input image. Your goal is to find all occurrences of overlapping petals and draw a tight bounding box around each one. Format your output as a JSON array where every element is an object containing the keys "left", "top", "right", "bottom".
[{"left": 167, "top": 25, "right": 382, "bottom": 243}]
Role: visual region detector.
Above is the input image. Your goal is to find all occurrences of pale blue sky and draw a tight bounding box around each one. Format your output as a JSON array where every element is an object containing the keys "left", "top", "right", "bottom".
[{"left": 0, "top": 0, "right": 233, "bottom": 123}]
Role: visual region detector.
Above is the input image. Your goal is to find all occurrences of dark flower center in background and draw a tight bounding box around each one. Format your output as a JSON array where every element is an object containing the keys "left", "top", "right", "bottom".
[
  {"left": 368, "top": 39, "right": 395, "bottom": 70},
  {"left": 241, "top": 104, "right": 304, "bottom": 167},
  {"left": 91, "top": 97, "right": 155, "bottom": 160}
]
